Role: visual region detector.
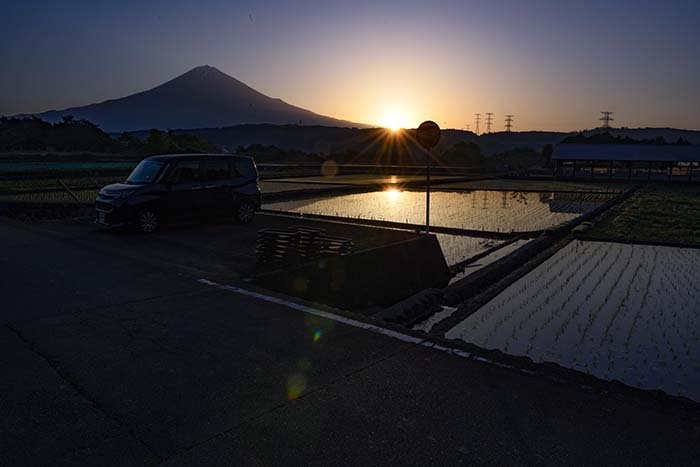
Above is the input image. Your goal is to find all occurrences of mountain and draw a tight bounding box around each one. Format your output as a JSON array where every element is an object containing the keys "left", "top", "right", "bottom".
[{"left": 24, "top": 66, "right": 367, "bottom": 132}]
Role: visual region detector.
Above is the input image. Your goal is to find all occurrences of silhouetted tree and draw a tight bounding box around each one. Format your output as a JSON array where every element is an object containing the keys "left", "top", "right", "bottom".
[
  {"left": 139, "top": 129, "right": 214, "bottom": 155},
  {"left": 439, "top": 141, "right": 482, "bottom": 167},
  {"left": 542, "top": 144, "right": 554, "bottom": 168},
  {"left": 0, "top": 116, "right": 117, "bottom": 152},
  {"left": 486, "top": 147, "right": 542, "bottom": 172},
  {"left": 0, "top": 117, "right": 213, "bottom": 155},
  {"left": 561, "top": 132, "right": 692, "bottom": 146},
  {"left": 235, "top": 144, "right": 322, "bottom": 162},
  {"left": 117, "top": 132, "right": 143, "bottom": 153}
]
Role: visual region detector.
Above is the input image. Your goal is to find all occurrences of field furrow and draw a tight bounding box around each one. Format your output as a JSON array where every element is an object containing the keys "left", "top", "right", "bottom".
[{"left": 446, "top": 240, "right": 700, "bottom": 401}]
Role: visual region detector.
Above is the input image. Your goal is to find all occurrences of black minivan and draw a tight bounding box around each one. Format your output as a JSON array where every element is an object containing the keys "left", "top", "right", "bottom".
[{"left": 95, "top": 154, "right": 261, "bottom": 233}]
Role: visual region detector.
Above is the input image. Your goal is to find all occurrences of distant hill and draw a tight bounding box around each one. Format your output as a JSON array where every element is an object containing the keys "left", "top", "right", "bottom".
[
  {"left": 562, "top": 131, "right": 695, "bottom": 145},
  {"left": 581, "top": 127, "right": 700, "bottom": 144},
  {"left": 155, "top": 125, "right": 698, "bottom": 161},
  {"left": 444, "top": 130, "right": 576, "bottom": 156},
  {"left": 152, "top": 125, "right": 573, "bottom": 158},
  {"left": 19, "top": 66, "right": 367, "bottom": 132}
]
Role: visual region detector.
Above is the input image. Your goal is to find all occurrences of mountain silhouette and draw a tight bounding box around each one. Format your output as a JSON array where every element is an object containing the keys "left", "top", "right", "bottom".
[
  {"left": 28, "top": 66, "right": 366, "bottom": 132},
  {"left": 159, "top": 125, "right": 699, "bottom": 161}
]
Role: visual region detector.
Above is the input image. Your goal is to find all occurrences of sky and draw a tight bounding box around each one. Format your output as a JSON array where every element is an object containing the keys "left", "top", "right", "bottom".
[{"left": 1, "top": 0, "right": 699, "bottom": 131}]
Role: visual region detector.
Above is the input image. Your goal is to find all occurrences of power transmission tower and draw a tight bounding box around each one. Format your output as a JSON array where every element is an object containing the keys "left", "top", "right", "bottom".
[
  {"left": 485, "top": 113, "right": 493, "bottom": 133},
  {"left": 504, "top": 115, "right": 514, "bottom": 132},
  {"left": 599, "top": 111, "right": 614, "bottom": 129},
  {"left": 475, "top": 114, "right": 481, "bottom": 135},
  {"left": 464, "top": 124, "right": 470, "bottom": 132}
]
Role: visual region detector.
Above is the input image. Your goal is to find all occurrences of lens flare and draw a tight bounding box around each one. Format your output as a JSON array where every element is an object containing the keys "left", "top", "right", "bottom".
[
  {"left": 313, "top": 329, "right": 322, "bottom": 342},
  {"left": 321, "top": 159, "right": 339, "bottom": 177},
  {"left": 287, "top": 372, "right": 307, "bottom": 400}
]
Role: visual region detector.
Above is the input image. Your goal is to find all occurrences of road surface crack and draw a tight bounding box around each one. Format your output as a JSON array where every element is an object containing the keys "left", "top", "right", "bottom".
[{"left": 4, "top": 323, "right": 164, "bottom": 463}]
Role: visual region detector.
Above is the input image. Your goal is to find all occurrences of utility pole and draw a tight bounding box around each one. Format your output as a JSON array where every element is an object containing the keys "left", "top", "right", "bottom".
[
  {"left": 475, "top": 113, "right": 481, "bottom": 135},
  {"left": 504, "top": 115, "right": 514, "bottom": 132},
  {"left": 485, "top": 113, "right": 493, "bottom": 133},
  {"left": 416, "top": 121, "right": 441, "bottom": 235},
  {"left": 600, "top": 111, "right": 614, "bottom": 129}
]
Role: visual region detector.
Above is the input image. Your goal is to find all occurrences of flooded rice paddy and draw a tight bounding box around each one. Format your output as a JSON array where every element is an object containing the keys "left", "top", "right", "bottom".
[
  {"left": 434, "top": 234, "right": 502, "bottom": 266},
  {"left": 264, "top": 189, "right": 613, "bottom": 233},
  {"left": 446, "top": 240, "right": 700, "bottom": 401}
]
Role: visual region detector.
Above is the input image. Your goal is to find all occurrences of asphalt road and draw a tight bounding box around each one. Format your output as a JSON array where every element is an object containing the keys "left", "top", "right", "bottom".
[{"left": 2, "top": 217, "right": 700, "bottom": 466}]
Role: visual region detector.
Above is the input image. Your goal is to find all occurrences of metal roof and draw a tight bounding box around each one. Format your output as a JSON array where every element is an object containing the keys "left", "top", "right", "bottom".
[{"left": 553, "top": 144, "right": 700, "bottom": 162}]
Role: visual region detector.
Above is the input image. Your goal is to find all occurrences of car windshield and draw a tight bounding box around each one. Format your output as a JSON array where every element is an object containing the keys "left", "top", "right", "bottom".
[{"left": 126, "top": 160, "right": 166, "bottom": 184}]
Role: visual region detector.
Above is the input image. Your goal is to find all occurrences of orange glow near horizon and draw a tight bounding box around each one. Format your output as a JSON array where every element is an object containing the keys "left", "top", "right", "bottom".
[{"left": 377, "top": 107, "right": 417, "bottom": 131}]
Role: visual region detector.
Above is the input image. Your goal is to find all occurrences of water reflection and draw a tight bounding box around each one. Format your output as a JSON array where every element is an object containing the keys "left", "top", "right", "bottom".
[
  {"left": 435, "top": 233, "right": 501, "bottom": 266},
  {"left": 265, "top": 190, "right": 611, "bottom": 233},
  {"left": 385, "top": 188, "right": 401, "bottom": 203}
]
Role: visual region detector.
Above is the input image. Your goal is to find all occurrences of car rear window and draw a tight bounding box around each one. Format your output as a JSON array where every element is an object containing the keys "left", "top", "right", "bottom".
[
  {"left": 234, "top": 159, "right": 257, "bottom": 178},
  {"left": 205, "top": 159, "right": 230, "bottom": 181}
]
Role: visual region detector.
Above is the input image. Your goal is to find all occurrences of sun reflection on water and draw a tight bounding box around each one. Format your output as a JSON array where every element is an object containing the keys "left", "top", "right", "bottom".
[
  {"left": 266, "top": 190, "right": 607, "bottom": 233},
  {"left": 385, "top": 187, "right": 401, "bottom": 202}
]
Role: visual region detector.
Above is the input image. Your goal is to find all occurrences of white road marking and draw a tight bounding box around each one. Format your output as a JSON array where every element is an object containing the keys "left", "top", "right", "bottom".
[
  {"left": 199, "top": 279, "right": 636, "bottom": 398},
  {"left": 197, "top": 278, "right": 471, "bottom": 358}
]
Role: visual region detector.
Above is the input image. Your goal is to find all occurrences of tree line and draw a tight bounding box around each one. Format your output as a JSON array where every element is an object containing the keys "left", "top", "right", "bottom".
[
  {"left": 232, "top": 140, "right": 549, "bottom": 170},
  {"left": 0, "top": 116, "right": 214, "bottom": 155},
  {"left": 1, "top": 115, "right": 552, "bottom": 170},
  {"left": 562, "top": 132, "right": 693, "bottom": 146}
]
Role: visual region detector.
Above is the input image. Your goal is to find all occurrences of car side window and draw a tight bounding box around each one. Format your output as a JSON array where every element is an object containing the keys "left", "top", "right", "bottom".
[
  {"left": 168, "top": 161, "right": 201, "bottom": 184},
  {"left": 205, "top": 159, "right": 231, "bottom": 181}
]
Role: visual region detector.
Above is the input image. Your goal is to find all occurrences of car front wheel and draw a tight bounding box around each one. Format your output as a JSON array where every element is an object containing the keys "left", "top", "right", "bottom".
[
  {"left": 235, "top": 200, "right": 256, "bottom": 224},
  {"left": 137, "top": 209, "right": 159, "bottom": 233}
]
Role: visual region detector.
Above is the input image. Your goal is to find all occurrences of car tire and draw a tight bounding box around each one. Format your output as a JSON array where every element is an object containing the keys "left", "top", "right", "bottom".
[
  {"left": 234, "top": 199, "right": 256, "bottom": 224},
  {"left": 137, "top": 208, "right": 159, "bottom": 233}
]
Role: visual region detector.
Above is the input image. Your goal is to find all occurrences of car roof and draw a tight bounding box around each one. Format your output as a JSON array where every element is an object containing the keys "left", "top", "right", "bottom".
[{"left": 145, "top": 153, "right": 254, "bottom": 162}]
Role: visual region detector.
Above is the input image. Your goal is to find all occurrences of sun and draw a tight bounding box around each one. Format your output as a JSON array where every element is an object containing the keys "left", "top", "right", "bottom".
[
  {"left": 383, "top": 119, "right": 403, "bottom": 132},
  {"left": 378, "top": 110, "right": 412, "bottom": 132}
]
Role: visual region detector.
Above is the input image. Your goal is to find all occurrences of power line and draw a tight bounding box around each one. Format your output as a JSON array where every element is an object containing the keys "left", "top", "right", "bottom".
[
  {"left": 475, "top": 113, "right": 481, "bottom": 135},
  {"left": 504, "top": 115, "right": 514, "bottom": 132},
  {"left": 485, "top": 113, "right": 493, "bottom": 133},
  {"left": 600, "top": 111, "right": 614, "bottom": 129}
]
